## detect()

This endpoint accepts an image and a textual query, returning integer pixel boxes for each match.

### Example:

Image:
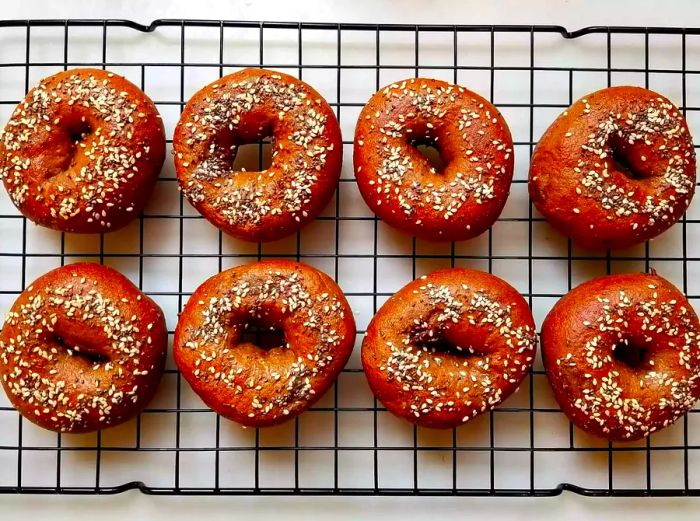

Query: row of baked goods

[0,67,698,447]
[0,68,695,249]
[0,260,698,443]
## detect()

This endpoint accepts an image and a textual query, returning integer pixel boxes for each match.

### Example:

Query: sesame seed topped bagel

[173,260,356,427]
[0,68,166,233]
[361,268,537,429]
[529,86,696,250]
[354,78,514,242]
[0,263,168,433]
[541,273,700,441]
[173,68,343,242]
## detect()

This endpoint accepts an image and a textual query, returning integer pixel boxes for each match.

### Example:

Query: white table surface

[3,0,700,518]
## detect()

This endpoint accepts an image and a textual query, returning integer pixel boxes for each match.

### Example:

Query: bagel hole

[241,320,287,350]
[55,335,109,364]
[611,147,642,180]
[412,139,447,173]
[58,118,93,173]
[68,120,92,145]
[613,340,648,369]
[231,140,273,172]
[413,332,482,358]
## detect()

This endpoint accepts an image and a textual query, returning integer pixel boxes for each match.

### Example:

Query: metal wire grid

[0,19,698,497]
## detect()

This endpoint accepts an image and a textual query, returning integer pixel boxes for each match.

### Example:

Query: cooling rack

[0,19,699,497]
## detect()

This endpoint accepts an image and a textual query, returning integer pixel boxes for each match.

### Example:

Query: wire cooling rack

[1,19,700,497]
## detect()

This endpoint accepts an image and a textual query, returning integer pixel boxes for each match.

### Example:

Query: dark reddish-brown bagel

[541,273,700,441]
[362,268,536,429]
[529,86,696,250]
[0,68,166,233]
[0,263,168,433]
[353,78,514,242]
[173,260,356,427]
[173,68,342,242]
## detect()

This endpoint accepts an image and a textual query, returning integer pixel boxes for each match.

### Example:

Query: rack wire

[0,19,699,497]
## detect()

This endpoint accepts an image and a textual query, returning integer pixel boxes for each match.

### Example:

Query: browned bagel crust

[541,273,700,441]
[173,260,356,427]
[353,78,514,242]
[0,263,168,433]
[361,268,536,429]
[173,68,343,242]
[0,68,166,233]
[529,86,696,250]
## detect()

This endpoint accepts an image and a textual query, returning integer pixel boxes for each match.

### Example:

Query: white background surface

[3,0,700,519]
